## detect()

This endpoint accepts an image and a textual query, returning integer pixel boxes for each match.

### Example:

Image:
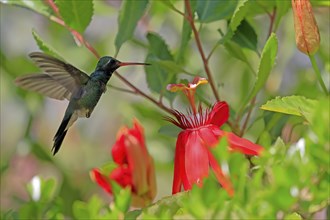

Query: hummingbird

[15,52,149,155]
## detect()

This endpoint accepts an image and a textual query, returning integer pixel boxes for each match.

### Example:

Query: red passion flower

[166,77,263,196]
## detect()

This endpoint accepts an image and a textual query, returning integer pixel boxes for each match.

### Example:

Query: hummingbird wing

[15,73,72,100]
[29,52,90,93]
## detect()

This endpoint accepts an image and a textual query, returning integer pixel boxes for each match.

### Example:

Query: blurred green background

[0,0,329,215]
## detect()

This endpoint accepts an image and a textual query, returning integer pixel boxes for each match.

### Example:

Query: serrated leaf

[232,19,258,51]
[115,0,149,54]
[243,33,278,106]
[196,0,237,23]
[145,33,176,101]
[260,96,318,123]
[229,0,250,33]
[32,30,62,59]
[56,0,93,33]
[0,0,50,17]
[147,32,172,60]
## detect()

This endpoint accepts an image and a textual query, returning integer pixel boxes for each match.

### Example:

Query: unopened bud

[292,0,320,55]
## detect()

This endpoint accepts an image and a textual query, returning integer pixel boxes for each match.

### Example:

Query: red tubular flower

[91,120,156,207]
[292,0,320,55]
[166,77,263,196]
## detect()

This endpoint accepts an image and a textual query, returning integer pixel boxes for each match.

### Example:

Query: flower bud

[292,0,320,55]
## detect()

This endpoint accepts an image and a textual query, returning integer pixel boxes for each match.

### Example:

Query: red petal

[220,130,263,155]
[172,131,188,194]
[209,101,229,127]
[198,125,220,147]
[184,130,209,189]
[208,152,234,197]
[130,119,145,149]
[110,166,133,190]
[91,169,113,194]
[112,134,127,165]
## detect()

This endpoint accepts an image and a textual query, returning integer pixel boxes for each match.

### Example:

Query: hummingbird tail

[52,130,68,155]
[53,113,72,155]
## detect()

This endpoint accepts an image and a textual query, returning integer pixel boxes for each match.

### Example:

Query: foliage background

[0,0,329,219]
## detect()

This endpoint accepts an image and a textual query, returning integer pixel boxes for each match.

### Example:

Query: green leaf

[145,32,176,101]
[196,0,237,23]
[111,181,131,213]
[32,30,62,59]
[115,0,149,54]
[73,201,90,220]
[176,2,196,63]
[229,0,250,33]
[217,0,251,45]
[141,192,187,217]
[274,0,291,31]
[147,32,173,60]
[224,41,249,64]
[243,33,278,106]
[177,15,192,63]
[56,0,93,33]
[260,96,318,123]
[232,19,258,52]
[0,0,50,17]
[284,212,302,220]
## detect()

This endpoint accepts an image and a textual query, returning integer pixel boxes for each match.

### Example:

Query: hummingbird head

[97,56,150,74]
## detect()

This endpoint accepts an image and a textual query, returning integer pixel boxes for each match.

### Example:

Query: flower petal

[146,155,157,200]
[167,83,187,92]
[184,130,209,189]
[112,132,128,165]
[90,168,112,194]
[209,101,229,127]
[189,77,208,88]
[130,119,145,149]
[198,125,220,147]
[208,151,234,197]
[110,166,133,189]
[172,131,188,194]
[125,134,149,195]
[219,130,263,155]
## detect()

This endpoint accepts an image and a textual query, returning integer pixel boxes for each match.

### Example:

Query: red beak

[118,62,150,67]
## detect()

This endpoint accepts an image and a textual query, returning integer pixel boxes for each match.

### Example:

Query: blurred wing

[15,73,72,100]
[29,52,90,92]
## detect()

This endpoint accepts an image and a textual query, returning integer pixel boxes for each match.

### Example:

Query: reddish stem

[184,0,220,101]
[114,72,174,115]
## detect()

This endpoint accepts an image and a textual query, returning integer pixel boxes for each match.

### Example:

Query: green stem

[309,54,328,95]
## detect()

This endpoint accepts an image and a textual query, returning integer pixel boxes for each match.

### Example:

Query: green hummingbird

[15,52,149,155]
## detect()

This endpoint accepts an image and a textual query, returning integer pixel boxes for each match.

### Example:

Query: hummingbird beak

[118,61,150,67]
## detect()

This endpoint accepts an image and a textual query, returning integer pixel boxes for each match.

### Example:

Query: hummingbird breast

[75,79,106,118]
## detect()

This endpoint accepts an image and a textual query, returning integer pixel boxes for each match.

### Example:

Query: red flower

[91,120,156,207]
[166,77,263,196]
